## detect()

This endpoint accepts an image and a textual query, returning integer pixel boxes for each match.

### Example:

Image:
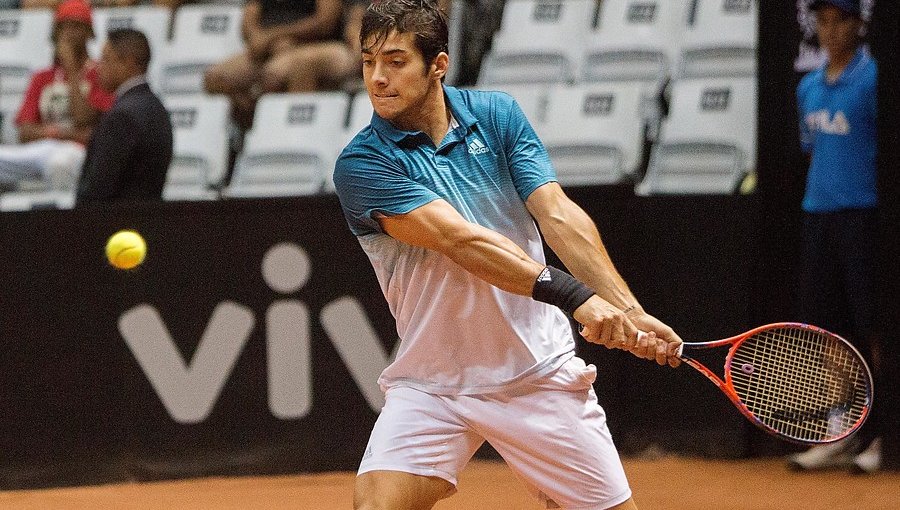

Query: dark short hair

[360,0,449,69]
[107,28,151,73]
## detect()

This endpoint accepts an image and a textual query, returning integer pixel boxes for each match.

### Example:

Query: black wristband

[532,266,595,316]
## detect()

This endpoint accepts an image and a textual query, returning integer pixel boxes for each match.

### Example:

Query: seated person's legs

[0,139,84,189]
[263,41,359,93]
[204,51,262,128]
[204,51,260,95]
[45,140,86,190]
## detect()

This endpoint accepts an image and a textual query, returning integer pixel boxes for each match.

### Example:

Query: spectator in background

[0,0,114,191]
[203,0,346,129]
[76,28,172,203]
[787,0,882,474]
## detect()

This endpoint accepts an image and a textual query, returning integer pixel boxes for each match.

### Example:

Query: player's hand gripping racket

[642,323,873,444]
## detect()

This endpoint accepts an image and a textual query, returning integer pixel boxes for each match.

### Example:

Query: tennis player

[333,1,683,508]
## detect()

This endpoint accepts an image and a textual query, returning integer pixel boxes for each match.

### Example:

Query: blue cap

[809,0,861,16]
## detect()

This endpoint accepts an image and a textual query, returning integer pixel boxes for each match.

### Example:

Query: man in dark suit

[76,28,172,204]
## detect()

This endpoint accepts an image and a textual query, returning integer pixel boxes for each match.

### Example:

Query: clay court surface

[1,457,897,509]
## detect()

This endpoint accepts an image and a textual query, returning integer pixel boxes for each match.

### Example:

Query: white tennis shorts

[358,356,632,510]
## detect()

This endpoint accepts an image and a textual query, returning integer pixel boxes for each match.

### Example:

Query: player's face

[815,6,862,59]
[362,30,444,129]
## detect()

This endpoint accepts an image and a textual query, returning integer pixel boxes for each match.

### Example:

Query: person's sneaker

[851,438,882,474]
[787,436,861,471]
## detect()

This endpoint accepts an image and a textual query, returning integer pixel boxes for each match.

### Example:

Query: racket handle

[636,330,685,358]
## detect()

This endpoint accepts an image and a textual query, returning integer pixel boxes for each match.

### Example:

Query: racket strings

[729,327,869,442]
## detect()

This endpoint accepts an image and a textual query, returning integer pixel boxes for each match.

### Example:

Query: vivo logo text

[119,242,395,424]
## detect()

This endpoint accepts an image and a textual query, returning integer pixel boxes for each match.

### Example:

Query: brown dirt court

[1,457,898,509]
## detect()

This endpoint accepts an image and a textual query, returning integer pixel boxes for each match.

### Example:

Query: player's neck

[397,81,448,145]
[826,46,858,82]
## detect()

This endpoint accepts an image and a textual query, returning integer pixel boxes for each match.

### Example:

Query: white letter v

[118,302,255,424]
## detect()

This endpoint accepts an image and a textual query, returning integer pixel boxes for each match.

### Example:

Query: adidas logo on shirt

[467,138,489,155]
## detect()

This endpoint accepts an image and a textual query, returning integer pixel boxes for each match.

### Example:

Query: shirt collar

[823,47,868,86]
[371,85,479,143]
[115,74,147,99]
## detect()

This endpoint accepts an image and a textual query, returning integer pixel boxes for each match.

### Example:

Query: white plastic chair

[582,0,691,84]
[89,6,172,91]
[638,76,757,195]
[677,0,758,78]
[226,92,349,198]
[541,83,644,186]
[0,190,74,211]
[478,0,597,85]
[158,4,243,95]
[0,9,53,97]
[163,93,231,201]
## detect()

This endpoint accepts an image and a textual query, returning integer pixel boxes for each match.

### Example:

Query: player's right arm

[380,199,542,295]
[376,198,660,358]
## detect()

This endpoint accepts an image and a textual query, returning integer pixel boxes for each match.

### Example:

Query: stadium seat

[226,92,349,198]
[638,76,757,195]
[158,4,243,95]
[478,0,597,85]
[581,0,693,143]
[163,94,231,201]
[0,9,54,97]
[0,190,74,211]
[582,0,691,85]
[541,83,644,186]
[89,6,171,90]
[677,0,758,78]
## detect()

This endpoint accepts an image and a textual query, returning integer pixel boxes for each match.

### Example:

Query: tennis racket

[643,322,873,444]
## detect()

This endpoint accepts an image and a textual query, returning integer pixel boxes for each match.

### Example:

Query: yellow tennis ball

[105,230,146,270]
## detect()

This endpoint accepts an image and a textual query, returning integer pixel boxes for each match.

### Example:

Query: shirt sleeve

[866,63,877,123]
[500,95,557,201]
[333,147,441,236]
[796,79,814,155]
[15,73,45,126]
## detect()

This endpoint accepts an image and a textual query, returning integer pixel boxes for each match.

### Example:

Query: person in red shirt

[0,0,114,191]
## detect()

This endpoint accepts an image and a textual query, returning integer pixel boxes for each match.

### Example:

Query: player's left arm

[525,181,682,360]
